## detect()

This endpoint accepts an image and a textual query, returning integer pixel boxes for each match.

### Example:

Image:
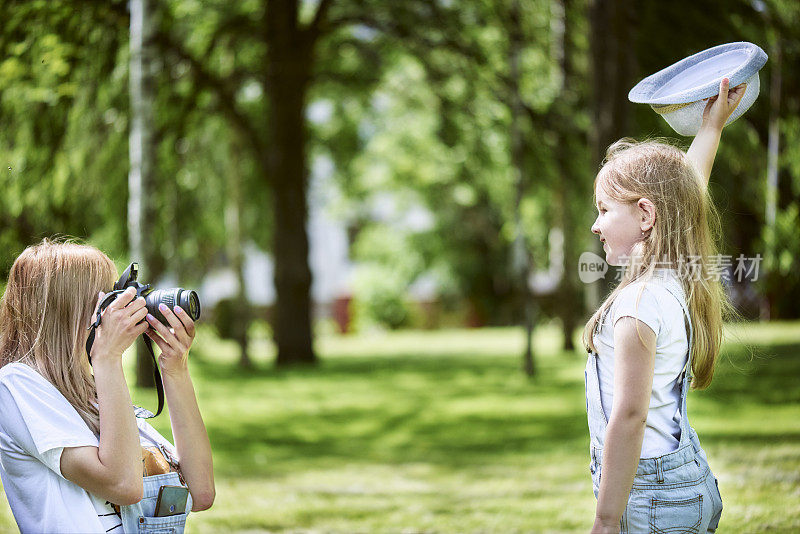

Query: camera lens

[179,290,201,321]
[145,288,201,324]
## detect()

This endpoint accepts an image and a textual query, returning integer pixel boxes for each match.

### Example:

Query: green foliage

[0,1,130,270]
[352,264,410,330]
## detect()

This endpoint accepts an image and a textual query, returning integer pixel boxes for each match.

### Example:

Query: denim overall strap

[136,418,181,469]
[585,307,610,482]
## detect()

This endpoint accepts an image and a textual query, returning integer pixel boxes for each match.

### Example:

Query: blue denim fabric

[586,278,723,533]
[120,471,191,534]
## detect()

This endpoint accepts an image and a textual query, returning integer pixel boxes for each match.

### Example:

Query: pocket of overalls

[649,494,702,533]
[121,473,191,534]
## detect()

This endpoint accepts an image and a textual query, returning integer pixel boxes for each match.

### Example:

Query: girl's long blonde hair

[0,239,118,434]
[582,139,734,389]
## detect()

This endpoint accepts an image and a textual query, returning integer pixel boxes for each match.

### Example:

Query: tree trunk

[264,0,316,365]
[763,36,781,320]
[129,0,157,387]
[552,0,581,353]
[508,0,536,376]
[227,137,252,368]
[587,0,636,310]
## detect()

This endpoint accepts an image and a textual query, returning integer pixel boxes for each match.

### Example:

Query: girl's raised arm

[686,78,747,186]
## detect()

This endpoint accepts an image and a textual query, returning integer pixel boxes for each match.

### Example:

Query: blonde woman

[585,79,745,533]
[0,240,214,533]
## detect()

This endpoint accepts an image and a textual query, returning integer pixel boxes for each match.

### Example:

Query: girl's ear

[637,198,656,232]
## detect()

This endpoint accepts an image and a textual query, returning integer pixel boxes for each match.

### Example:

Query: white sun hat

[628,42,768,136]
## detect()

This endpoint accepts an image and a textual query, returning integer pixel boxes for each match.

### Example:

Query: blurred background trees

[1,0,799,376]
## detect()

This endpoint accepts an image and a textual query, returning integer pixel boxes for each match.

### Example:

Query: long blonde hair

[0,239,118,434]
[582,139,734,389]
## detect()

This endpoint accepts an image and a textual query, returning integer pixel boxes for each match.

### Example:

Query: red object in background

[466,300,486,328]
[332,295,352,334]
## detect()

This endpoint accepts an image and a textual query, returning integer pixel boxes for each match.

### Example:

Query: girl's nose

[591,219,600,235]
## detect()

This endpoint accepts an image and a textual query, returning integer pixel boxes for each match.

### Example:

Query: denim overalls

[585,279,723,533]
[119,420,192,533]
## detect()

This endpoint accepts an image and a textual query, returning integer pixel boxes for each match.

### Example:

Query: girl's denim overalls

[119,419,192,533]
[585,279,723,533]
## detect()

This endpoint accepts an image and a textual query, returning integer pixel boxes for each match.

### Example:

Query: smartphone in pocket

[154,485,189,517]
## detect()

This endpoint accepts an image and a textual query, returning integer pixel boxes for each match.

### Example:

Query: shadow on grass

[207,410,589,479]
[190,345,582,392]
[188,333,800,482]
[187,347,590,478]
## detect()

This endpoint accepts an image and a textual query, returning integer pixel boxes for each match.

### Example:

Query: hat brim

[656,72,760,136]
[628,42,768,105]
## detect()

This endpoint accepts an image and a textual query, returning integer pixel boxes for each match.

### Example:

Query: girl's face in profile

[591,185,644,266]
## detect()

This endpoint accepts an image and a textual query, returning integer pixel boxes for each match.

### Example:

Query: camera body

[113,262,201,325]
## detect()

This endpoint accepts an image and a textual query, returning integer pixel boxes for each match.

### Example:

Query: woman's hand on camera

[91,287,149,362]
[145,304,196,376]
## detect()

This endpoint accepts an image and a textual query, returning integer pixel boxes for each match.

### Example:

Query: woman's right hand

[90,287,150,362]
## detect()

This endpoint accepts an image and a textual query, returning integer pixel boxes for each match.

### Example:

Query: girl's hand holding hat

[687,77,748,184]
[701,77,747,132]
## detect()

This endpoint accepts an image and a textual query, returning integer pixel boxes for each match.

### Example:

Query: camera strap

[141,334,165,418]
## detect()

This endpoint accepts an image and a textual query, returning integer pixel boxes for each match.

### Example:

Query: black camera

[85,262,200,418]
[112,262,201,325]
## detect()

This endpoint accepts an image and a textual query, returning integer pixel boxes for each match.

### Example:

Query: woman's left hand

[145,304,196,376]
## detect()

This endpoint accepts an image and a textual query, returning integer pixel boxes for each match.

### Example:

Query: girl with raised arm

[585,79,745,533]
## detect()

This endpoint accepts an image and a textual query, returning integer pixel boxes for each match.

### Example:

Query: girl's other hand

[701,77,746,131]
[90,287,149,362]
[145,304,196,377]
[590,518,619,534]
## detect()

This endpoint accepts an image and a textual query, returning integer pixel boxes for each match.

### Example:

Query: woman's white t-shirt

[0,362,177,534]
[593,269,690,458]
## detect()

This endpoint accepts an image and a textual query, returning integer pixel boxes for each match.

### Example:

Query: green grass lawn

[1,321,799,533]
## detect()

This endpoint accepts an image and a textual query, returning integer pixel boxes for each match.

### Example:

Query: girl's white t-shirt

[593,269,690,458]
[0,362,177,534]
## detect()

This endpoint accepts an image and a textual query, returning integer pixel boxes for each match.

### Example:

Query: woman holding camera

[0,240,214,533]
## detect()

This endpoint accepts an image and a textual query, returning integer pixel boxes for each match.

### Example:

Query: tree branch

[306,0,334,39]
[150,25,264,158]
